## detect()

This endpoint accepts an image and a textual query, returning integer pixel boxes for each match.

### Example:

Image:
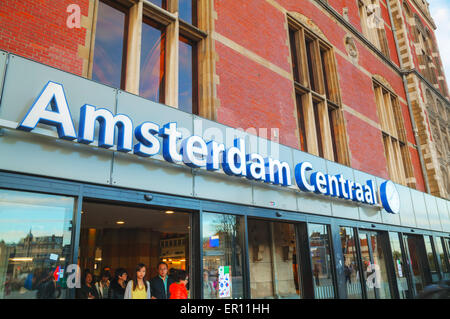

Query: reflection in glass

[359,231,391,299]
[308,224,335,299]
[389,232,409,299]
[92,1,127,89]
[435,238,449,280]
[339,227,363,298]
[148,0,167,9]
[202,213,245,299]
[289,29,299,83]
[179,36,196,114]
[424,236,439,283]
[446,239,450,279]
[0,190,74,299]
[248,220,300,299]
[313,101,324,158]
[140,19,166,103]
[404,235,425,295]
[320,48,330,99]
[359,232,374,299]
[179,0,196,25]
[295,94,307,151]
[369,233,391,299]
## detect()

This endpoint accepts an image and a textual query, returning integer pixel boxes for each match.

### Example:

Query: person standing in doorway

[124,264,151,299]
[76,269,99,299]
[169,270,189,299]
[95,269,111,299]
[202,270,216,299]
[150,262,174,299]
[108,268,128,299]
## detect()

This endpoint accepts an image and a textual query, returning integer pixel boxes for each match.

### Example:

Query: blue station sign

[16,81,400,214]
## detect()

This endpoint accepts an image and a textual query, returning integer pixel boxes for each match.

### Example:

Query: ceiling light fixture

[116,221,125,225]
[165,210,175,214]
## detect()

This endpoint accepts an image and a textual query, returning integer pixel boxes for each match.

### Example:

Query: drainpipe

[386,0,431,194]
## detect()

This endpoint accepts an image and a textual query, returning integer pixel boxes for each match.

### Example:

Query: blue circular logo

[379,181,400,214]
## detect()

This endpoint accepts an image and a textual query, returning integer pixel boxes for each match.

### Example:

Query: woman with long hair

[124,263,151,299]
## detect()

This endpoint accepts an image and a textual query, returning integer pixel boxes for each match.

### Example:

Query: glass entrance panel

[370,233,391,299]
[201,213,245,299]
[339,227,363,299]
[435,237,449,280]
[0,189,74,299]
[247,219,300,299]
[445,239,450,279]
[388,232,410,299]
[424,236,439,283]
[359,232,375,299]
[308,224,335,299]
[403,235,426,295]
[359,230,391,299]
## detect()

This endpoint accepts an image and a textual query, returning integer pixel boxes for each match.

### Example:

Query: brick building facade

[0,0,449,300]
[0,0,448,199]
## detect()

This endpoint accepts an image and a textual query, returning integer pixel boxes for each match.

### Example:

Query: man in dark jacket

[36,269,60,299]
[150,262,174,299]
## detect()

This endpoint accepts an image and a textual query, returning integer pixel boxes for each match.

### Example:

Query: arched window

[358,0,390,57]
[413,15,437,84]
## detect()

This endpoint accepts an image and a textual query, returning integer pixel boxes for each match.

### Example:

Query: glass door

[339,227,364,298]
[78,201,192,299]
[358,230,392,299]
[247,219,300,299]
[402,234,430,296]
[424,236,440,283]
[435,237,450,280]
[201,212,246,299]
[388,232,412,299]
[308,224,336,299]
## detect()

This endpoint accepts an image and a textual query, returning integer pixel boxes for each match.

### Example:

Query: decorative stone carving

[343,7,349,22]
[289,12,329,42]
[345,35,358,62]
[373,74,394,92]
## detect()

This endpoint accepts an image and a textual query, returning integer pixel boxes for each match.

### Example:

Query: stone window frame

[288,15,350,165]
[357,0,390,58]
[373,80,415,187]
[412,13,439,87]
[88,0,209,115]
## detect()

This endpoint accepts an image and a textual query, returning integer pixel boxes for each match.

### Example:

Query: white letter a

[17,81,77,140]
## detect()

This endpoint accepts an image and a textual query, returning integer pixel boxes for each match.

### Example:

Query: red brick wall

[215,42,299,149]
[344,112,388,178]
[214,0,291,73]
[0,0,89,76]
